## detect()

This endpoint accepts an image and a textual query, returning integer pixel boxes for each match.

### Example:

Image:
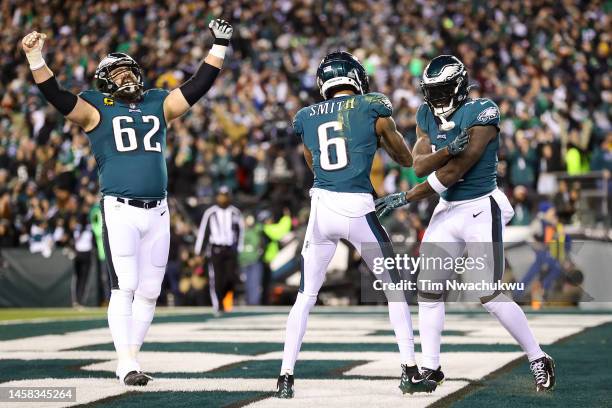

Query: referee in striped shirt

[195,186,244,313]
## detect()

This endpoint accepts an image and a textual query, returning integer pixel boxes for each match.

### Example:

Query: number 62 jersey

[293,92,392,195]
[79,88,169,200]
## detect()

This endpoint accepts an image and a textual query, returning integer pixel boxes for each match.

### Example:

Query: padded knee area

[132,294,156,324]
[135,274,164,299]
[108,289,134,316]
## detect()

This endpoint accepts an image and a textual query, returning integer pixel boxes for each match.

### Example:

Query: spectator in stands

[240,214,264,305]
[553,180,577,224]
[260,209,292,305]
[591,133,612,173]
[510,185,532,226]
[507,133,538,189]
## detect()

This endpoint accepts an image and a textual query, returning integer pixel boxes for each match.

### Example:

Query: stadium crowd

[0,0,610,305]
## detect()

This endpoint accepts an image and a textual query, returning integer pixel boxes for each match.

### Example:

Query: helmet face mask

[95,53,144,102]
[316,51,369,100]
[420,55,469,119]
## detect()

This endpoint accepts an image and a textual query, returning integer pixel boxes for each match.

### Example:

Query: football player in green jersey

[376,55,555,393]
[22,18,233,386]
[275,52,436,398]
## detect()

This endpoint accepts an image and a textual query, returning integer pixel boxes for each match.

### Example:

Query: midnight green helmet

[316,51,369,99]
[95,52,144,101]
[420,55,469,118]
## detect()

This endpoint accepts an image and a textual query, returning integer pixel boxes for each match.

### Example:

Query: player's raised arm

[163,19,233,123]
[375,116,413,167]
[22,32,100,132]
[412,125,468,177]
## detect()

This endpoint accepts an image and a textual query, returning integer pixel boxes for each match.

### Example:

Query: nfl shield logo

[130,103,136,109]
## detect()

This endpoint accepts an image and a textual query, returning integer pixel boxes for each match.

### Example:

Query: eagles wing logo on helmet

[95,53,144,101]
[316,51,369,100]
[420,55,469,119]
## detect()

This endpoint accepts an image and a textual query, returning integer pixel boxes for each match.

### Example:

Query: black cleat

[399,364,439,394]
[274,373,294,399]
[530,354,555,392]
[123,371,153,386]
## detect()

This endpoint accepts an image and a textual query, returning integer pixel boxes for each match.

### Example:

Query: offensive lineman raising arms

[21,19,233,386]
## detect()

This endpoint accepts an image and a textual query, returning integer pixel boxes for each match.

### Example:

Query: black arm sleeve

[179,62,221,106]
[36,76,78,116]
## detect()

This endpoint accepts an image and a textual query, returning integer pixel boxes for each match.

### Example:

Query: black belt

[117,198,161,209]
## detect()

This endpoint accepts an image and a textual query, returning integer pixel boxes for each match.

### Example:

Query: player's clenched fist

[22,31,46,52]
[22,31,47,70]
[208,19,233,45]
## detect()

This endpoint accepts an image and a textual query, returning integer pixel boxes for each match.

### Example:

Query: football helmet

[420,55,469,118]
[316,51,369,99]
[95,53,144,101]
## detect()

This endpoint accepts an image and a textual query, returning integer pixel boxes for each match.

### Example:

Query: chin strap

[437,114,456,131]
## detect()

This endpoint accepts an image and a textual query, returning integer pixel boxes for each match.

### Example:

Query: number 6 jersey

[293,92,392,195]
[79,89,169,200]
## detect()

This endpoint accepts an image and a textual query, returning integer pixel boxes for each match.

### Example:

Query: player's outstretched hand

[22,31,46,53]
[208,19,233,45]
[447,128,469,156]
[375,192,409,218]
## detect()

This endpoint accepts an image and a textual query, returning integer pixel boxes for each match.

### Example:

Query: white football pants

[102,196,170,380]
[280,191,416,374]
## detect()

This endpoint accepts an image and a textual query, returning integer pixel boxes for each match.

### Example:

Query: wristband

[26,51,45,71]
[209,44,227,59]
[427,172,448,194]
[214,37,230,46]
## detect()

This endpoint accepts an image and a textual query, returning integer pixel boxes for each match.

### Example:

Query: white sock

[131,294,157,354]
[108,289,134,351]
[418,301,445,369]
[108,289,139,379]
[280,292,317,375]
[387,302,416,366]
[482,294,545,362]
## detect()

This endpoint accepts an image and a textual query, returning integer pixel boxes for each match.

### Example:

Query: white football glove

[208,19,233,45]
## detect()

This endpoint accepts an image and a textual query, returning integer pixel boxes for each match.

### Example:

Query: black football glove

[446,129,470,156]
[375,192,409,218]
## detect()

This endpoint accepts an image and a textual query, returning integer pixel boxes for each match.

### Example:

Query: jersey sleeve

[416,103,431,131]
[292,108,305,140]
[146,88,170,110]
[466,99,500,129]
[368,92,393,118]
[77,89,104,106]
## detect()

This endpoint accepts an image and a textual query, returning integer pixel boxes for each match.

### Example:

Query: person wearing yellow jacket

[260,209,292,305]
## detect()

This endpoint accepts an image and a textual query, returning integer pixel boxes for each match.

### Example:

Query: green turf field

[0,307,610,407]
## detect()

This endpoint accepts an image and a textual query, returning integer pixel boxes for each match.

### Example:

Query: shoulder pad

[144,88,170,100]
[416,103,432,130]
[367,92,393,117]
[293,107,309,137]
[466,98,500,128]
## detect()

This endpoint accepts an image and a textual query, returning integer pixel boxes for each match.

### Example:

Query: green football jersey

[417,98,500,201]
[293,92,392,194]
[79,89,169,200]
